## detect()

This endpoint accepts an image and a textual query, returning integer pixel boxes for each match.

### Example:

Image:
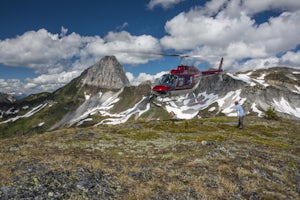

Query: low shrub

[264,107,280,120]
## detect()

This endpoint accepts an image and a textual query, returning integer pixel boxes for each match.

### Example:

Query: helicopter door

[177,77,184,87]
[185,76,192,86]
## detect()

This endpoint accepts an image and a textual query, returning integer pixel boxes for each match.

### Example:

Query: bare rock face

[0,93,16,104]
[80,56,130,89]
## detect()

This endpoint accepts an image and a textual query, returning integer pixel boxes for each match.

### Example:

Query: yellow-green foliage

[264,107,280,120]
[176,134,227,142]
[248,137,291,149]
[117,129,160,140]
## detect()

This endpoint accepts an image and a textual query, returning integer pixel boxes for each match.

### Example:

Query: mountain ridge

[0,56,299,136]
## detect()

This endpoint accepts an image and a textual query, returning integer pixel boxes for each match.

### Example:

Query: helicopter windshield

[158,74,178,88]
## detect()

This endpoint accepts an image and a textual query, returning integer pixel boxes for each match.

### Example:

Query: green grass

[0,116,299,199]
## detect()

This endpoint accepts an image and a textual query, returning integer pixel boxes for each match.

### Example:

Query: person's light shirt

[235,104,245,116]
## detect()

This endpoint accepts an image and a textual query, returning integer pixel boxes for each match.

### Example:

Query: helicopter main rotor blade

[155,53,190,58]
[122,50,187,58]
[108,49,208,60]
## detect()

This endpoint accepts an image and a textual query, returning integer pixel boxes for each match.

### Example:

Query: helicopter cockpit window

[159,74,177,88]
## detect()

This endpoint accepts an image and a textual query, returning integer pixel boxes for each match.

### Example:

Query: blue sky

[1,0,300,95]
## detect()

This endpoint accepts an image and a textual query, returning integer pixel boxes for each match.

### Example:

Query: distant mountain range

[0,56,299,137]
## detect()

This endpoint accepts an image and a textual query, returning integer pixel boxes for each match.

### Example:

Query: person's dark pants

[237,116,244,129]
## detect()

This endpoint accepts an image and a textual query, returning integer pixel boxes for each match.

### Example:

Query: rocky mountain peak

[0,92,16,104]
[80,56,130,89]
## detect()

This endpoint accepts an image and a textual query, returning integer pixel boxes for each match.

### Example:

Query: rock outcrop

[80,56,130,89]
[0,93,16,104]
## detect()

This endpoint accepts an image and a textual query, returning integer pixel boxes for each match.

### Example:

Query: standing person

[235,101,245,129]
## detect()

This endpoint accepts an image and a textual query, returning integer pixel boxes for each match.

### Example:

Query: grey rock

[249,192,260,200]
[0,167,122,199]
[80,56,130,89]
[0,93,16,104]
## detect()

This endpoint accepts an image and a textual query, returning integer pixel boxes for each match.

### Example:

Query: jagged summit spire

[81,56,130,89]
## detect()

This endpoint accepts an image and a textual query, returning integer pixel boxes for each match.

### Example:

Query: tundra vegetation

[0,116,299,199]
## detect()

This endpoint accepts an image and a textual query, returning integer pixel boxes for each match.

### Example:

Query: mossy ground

[0,116,299,199]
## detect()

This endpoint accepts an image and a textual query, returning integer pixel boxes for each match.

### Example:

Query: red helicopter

[152,57,224,96]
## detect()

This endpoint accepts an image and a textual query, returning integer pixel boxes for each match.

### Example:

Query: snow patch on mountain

[22,106,29,110]
[64,87,151,126]
[227,72,270,88]
[273,97,300,118]
[208,107,216,112]
[216,89,246,117]
[77,118,93,126]
[84,92,91,100]
[95,97,150,125]
[68,89,123,126]
[152,88,252,119]
[227,73,256,86]
[254,74,269,87]
[4,108,19,115]
[251,103,263,117]
[155,92,218,119]
[0,103,48,124]
[292,85,300,94]
[38,122,45,127]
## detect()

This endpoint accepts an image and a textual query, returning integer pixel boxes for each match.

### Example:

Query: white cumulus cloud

[87,31,161,65]
[0,29,161,72]
[0,28,163,95]
[160,0,300,71]
[281,51,300,66]
[147,0,185,10]
[0,28,84,74]
[0,79,23,96]
[200,0,300,17]
[126,71,167,86]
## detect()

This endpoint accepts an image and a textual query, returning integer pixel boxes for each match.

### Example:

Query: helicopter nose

[152,85,170,92]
